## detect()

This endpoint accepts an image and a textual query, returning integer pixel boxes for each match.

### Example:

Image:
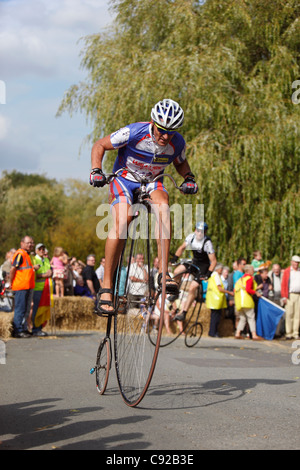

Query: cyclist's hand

[170,254,179,264]
[89,168,106,187]
[202,271,212,280]
[180,176,198,194]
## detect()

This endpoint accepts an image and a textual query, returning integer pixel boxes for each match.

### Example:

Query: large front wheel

[113,202,166,407]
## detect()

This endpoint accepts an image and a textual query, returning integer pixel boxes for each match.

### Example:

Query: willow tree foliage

[57,0,300,265]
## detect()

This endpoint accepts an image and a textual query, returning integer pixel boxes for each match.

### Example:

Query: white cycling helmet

[151,99,184,131]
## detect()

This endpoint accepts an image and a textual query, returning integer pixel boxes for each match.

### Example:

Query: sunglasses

[154,123,176,135]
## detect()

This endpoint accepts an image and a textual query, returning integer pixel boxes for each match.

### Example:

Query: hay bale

[218,310,235,337]
[0,312,13,340]
[198,304,211,336]
[0,297,234,339]
[45,296,107,332]
[0,297,109,338]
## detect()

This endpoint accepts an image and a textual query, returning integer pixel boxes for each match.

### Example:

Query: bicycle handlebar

[105,168,182,191]
[154,173,182,191]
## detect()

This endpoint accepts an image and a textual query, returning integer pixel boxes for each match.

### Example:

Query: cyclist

[171,221,217,321]
[90,98,198,314]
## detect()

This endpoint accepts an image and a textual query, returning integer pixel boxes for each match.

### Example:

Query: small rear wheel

[184,322,203,348]
[95,337,110,395]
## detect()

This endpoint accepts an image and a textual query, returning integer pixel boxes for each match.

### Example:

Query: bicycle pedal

[94,308,114,318]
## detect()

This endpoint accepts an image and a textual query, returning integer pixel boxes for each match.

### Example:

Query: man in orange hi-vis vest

[9,235,36,338]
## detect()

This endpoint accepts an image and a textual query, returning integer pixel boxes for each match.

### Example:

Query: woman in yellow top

[234,264,262,340]
[206,263,234,337]
[31,243,52,336]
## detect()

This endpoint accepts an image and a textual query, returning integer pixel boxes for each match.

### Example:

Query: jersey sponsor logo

[126,157,167,177]
[153,156,168,162]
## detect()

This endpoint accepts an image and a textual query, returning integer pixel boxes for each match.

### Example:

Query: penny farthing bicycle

[148,259,205,348]
[90,168,181,407]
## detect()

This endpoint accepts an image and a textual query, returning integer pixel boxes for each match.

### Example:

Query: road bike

[90,168,181,407]
[148,259,204,348]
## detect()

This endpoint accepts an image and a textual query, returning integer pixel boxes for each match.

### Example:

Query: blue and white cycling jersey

[110,122,186,181]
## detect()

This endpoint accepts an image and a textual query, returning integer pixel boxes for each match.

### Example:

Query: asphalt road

[0,332,299,451]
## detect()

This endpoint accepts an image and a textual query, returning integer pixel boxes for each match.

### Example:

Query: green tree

[0,184,65,254]
[57,0,300,266]
[1,170,57,188]
[0,173,106,264]
[49,179,107,261]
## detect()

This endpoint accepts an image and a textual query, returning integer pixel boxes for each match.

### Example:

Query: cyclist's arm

[173,159,194,179]
[91,135,114,170]
[207,253,217,275]
[174,241,187,258]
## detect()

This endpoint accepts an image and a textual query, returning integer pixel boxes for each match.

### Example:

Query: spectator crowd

[0,236,299,341]
[0,236,106,337]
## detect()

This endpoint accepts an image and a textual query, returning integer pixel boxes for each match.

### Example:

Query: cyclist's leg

[99,180,135,311]
[148,187,170,269]
[173,263,186,277]
[174,279,199,321]
[148,186,177,291]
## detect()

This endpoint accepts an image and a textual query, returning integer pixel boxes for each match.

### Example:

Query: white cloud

[0,0,114,180]
[0,0,113,79]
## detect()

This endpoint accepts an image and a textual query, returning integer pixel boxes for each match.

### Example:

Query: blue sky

[0,0,114,181]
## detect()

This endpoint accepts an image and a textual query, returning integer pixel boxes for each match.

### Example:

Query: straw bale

[0,297,234,339]
[0,312,13,340]
[218,310,235,337]
[45,296,108,332]
[198,304,211,336]
[46,297,234,337]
